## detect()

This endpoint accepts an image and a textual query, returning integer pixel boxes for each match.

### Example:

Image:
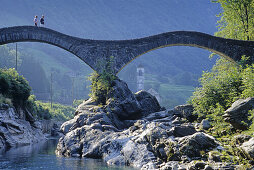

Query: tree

[213,0,254,40]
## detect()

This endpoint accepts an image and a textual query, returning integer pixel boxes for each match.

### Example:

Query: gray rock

[204,165,214,170]
[179,132,219,158]
[106,79,142,120]
[200,119,211,130]
[159,161,179,170]
[194,161,206,169]
[0,114,45,150]
[234,134,252,145]
[241,137,254,159]
[51,123,59,137]
[172,125,197,137]
[223,97,254,130]
[174,104,197,122]
[60,118,75,134]
[0,104,46,150]
[208,151,222,162]
[135,90,161,117]
[55,79,229,170]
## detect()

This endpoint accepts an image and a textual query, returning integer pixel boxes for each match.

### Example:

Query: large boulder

[135,90,161,117]
[174,104,197,122]
[223,97,254,130]
[106,79,142,120]
[0,105,45,150]
[172,124,197,137]
[178,132,219,158]
[241,137,254,159]
[200,119,211,130]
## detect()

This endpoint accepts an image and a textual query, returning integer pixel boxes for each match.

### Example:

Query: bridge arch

[118,43,233,73]
[0,26,253,74]
[0,26,98,71]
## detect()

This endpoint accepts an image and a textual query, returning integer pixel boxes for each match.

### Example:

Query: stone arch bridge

[0,26,254,74]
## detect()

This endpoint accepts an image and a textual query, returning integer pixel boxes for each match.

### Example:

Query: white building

[137,64,145,92]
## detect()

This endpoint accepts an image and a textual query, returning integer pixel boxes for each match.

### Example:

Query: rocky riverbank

[56,79,252,169]
[0,104,62,151]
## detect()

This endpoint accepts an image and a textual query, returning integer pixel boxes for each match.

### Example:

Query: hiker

[34,15,38,26]
[40,15,45,27]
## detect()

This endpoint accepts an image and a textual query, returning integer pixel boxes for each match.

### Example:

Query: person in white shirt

[34,16,38,26]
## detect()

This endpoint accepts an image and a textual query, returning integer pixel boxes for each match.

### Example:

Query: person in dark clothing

[40,15,45,27]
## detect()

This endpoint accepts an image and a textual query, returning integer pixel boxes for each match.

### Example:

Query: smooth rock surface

[200,119,211,130]
[241,137,254,159]
[0,105,45,150]
[223,97,254,130]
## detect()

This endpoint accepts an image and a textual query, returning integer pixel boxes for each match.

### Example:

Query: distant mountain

[0,0,222,107]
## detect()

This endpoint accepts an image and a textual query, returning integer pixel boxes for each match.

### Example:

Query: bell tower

[137,64,145,92]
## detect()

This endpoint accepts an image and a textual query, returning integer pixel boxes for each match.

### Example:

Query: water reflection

[0,139,135,170]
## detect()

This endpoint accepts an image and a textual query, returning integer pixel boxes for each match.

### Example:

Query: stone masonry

[0,26,254,74]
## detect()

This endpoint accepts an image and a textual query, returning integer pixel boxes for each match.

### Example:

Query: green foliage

[0,68,31,105]
[26,95,74,121]
[190,57,254,137]
[88,72,116,104]
[0,94,12,106]
[190,58,245,117]
[72,99,84,108]
[26,95,52,120]
[213,0,254,40]
[36,102,74,121]
[88,56,116,104]
[241,65,254,98]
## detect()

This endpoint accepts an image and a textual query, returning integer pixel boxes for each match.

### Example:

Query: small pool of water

[0,139,135,170]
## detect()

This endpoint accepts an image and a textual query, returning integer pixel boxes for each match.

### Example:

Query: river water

[0,139,136,170]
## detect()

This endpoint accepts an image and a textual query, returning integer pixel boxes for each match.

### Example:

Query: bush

[26,95,74,121]
[26,95,52,120]
[0,94,12,106]
[88,56,116,104]
[0,68,31,105]
[88,71,116,104]
[190,58,254,119]
[36,102,75,121]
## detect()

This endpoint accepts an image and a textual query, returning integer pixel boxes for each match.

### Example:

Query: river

[0,139,136,170]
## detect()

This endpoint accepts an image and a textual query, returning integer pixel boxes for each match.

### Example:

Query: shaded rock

[51,123,59,137]
[159,161,180,170]
[0,117,45,149]
[60,118,75,134]
[200,119,211,130]
[204,165,214,170]
[234,134,252,145]
[241,137,254,159]
[0,105,45,150]
[179,132,219,158]
[208,151,222,162]
[188,161,206,169]
[106,79,142,120]
[135,90,161,117]
[174,104,197,122]
[74,98,97,116]
[172,125,196,137]
[223,97,254,130]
